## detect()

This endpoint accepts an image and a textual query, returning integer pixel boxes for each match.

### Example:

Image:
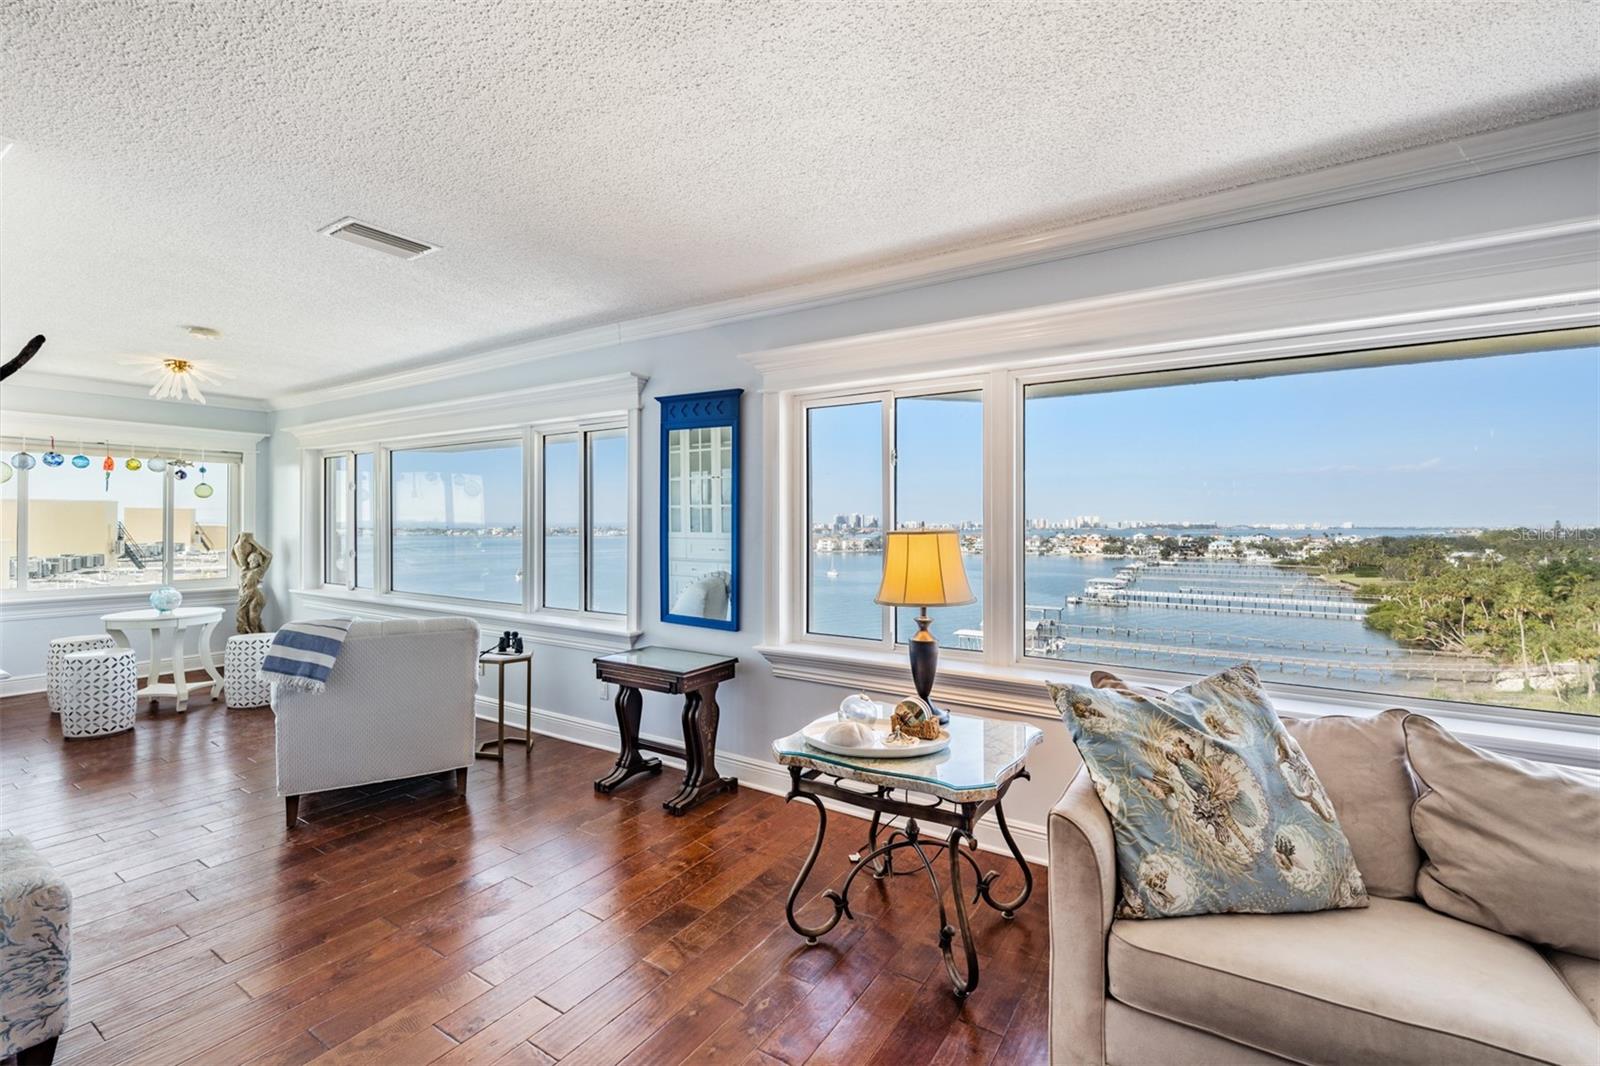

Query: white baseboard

[475,697,1049,866]
[1,652,217,699]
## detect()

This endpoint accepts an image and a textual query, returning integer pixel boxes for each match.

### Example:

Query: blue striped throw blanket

[261,618,354,694]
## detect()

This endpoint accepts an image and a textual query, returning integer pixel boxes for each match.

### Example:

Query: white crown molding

[282,372,648,449]
[740,219,1600,391]
[264,109,1600,413]
[0,410,270,454]
[8,370,273,411]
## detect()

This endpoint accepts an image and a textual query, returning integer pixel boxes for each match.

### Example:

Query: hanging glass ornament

[102,453,115,490]
[126,456,143,471]
[174,467,188,480]
[146,456,167,472]
[0,460,12,484]
[71,453,90,469]
[11,437,36,470]
[42,437,64,467]
[194,464,214,499]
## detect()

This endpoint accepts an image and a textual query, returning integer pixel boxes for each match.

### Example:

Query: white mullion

[523,427,536,615]
[580,431,594,614]
[345,451,357,591]
[983,368,1019,668]
[14,464,29,592]
[162,463,175,585]
[880,392,895,651]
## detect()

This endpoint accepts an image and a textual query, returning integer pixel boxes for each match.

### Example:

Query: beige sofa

[1048,709,1600,1065]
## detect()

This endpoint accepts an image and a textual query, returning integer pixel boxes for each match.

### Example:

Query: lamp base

[907,612,949,725]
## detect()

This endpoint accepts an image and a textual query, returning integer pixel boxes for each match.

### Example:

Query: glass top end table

[772,711,1042,999]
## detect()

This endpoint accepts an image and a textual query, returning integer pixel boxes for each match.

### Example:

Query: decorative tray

[801,713,950,758]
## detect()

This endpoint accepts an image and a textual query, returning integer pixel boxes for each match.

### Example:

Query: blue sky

[810,346,1599,529]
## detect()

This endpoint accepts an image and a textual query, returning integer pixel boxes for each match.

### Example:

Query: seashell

[821,720,874,748]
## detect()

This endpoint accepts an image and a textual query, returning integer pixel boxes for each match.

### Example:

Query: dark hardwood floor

[0,679,1050,1064]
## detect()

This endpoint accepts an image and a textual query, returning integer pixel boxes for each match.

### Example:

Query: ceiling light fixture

[122,355,229,404]
[184,325,222,339]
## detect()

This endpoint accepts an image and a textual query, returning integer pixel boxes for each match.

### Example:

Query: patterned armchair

[0,836,70,1064]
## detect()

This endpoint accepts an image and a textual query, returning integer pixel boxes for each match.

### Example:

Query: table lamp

[874,528,976,724]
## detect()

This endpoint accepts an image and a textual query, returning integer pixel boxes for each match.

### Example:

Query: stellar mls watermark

[1510,525,1599,542]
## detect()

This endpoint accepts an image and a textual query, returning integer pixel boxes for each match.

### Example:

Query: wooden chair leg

[455,767,469,795]
[19,1033,60,1065]
[284,795,300,829]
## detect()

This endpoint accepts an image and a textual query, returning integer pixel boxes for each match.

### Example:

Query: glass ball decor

[125,457,143,471]
[146,457,167,472]
[42,449,64,467]
[174,468,188,480]
[837,692,879,723]
[194,481,214,499]
[11,450,36,470]
[149,586,183,613]
[71,454,90,469]
[0,461,11,484]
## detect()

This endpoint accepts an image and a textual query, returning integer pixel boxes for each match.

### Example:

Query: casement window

[788,331,1600,721]
[802,387,985,649]
[2,444,240,592]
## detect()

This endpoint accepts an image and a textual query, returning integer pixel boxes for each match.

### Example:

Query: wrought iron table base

[783,765,1033,999]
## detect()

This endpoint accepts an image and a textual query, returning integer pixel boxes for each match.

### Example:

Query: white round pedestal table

[100,606,226,712]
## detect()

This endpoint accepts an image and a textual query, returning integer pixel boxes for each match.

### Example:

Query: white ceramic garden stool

[60,648,138,739]
[45,634,117,715]
[225,632,276,709]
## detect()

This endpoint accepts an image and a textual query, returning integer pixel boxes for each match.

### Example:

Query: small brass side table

[477,651,533,761]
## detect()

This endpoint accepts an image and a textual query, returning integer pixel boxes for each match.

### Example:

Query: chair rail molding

[265,110,1600,413]
[739,218,1600,391]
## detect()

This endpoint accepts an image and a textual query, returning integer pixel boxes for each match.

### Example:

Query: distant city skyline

[810,346,1599,530]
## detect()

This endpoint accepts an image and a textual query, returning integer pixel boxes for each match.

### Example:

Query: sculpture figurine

[233,532,273,634]
[889,697,944,742]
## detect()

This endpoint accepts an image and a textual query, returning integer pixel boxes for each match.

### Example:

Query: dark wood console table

[593,646,738,815]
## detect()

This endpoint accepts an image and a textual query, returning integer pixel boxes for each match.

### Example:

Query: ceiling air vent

[319,217,438,260]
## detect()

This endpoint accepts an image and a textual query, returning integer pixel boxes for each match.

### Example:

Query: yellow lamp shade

[874,529,975,608]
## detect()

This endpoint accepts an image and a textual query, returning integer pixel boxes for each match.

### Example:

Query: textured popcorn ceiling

[1,1,1596,400]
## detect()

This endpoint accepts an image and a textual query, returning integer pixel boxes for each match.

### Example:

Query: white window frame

[290,373,646,648]
[1,440,246,599]
[799,377,989,654]
[779,337,1600,732]
[754,217,1600,761]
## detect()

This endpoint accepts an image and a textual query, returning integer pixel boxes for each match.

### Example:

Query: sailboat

[826,561,839,579]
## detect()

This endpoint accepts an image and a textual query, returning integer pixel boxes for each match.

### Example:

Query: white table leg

[197,618,224,700]
[164,624,189,712]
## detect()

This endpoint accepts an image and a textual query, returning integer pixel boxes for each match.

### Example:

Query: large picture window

[314,419,634,622]
[791,332,1599,722]
[391,441,524,605]
[2,446,239,591]
[1022,343,1600,716]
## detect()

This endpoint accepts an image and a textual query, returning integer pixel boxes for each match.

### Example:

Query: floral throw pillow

[1048,664,1367,919]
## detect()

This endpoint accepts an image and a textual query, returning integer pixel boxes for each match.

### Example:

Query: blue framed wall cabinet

[659,389,742,631]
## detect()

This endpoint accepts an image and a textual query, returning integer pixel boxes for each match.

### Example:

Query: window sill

[291,588,641,653]
[757,641,1600,770]
[0,585,236,622]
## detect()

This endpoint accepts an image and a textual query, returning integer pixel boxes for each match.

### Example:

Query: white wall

[0,378,273,688]
[263,150,1600,857]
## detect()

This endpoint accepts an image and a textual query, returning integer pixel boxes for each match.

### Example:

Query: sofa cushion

[1109,896,1600,1065]
[1405,714,1600,958]
[1283,709,1421,900]
[1547,951,1600,1026]
[1049,664,1367,919]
